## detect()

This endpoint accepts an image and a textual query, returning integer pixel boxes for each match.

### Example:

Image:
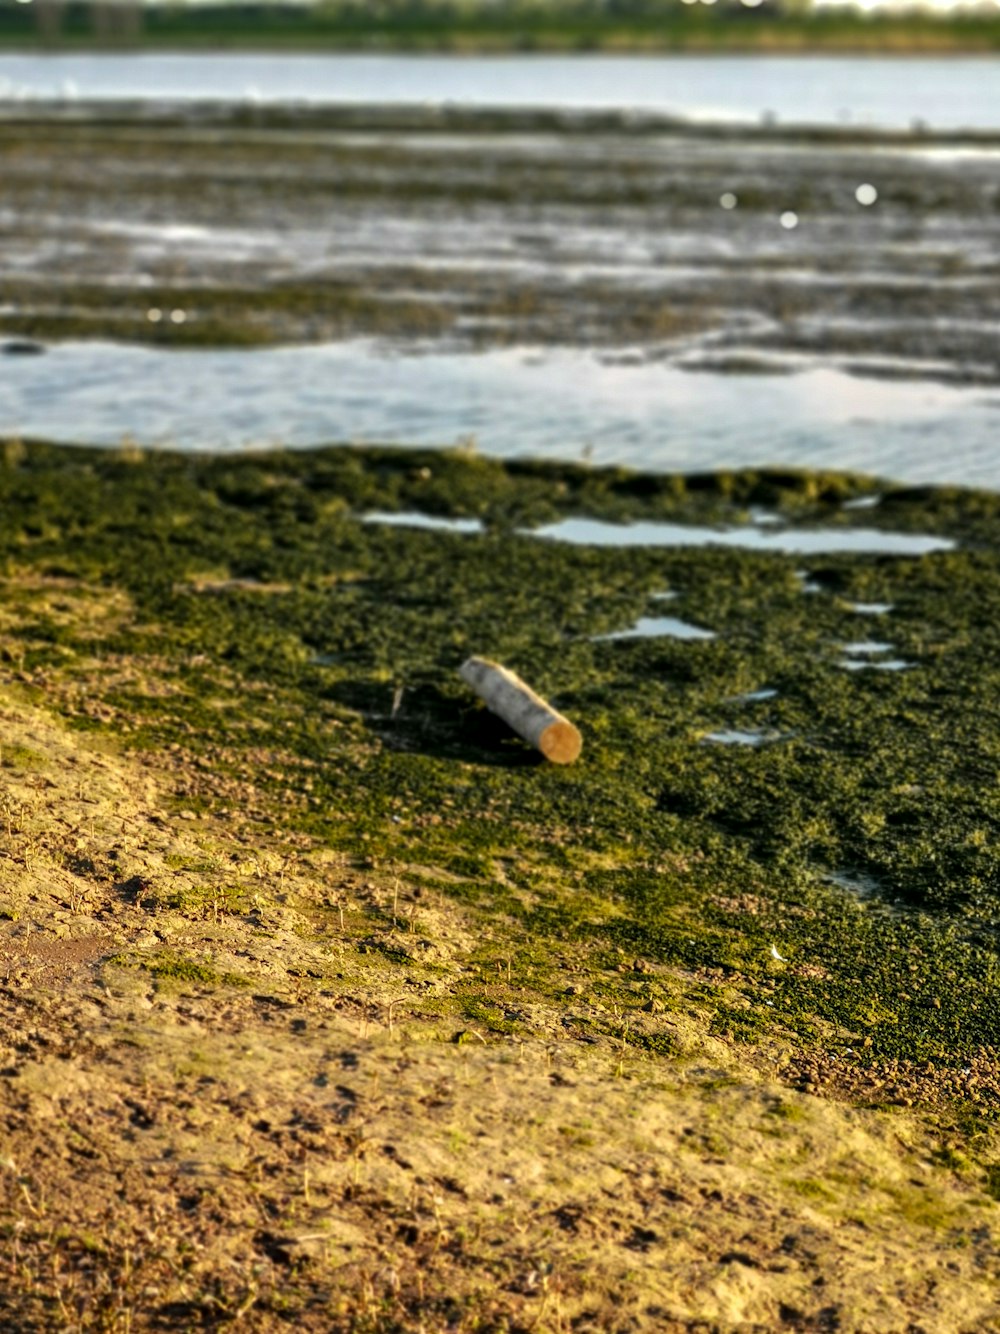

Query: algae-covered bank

[2,440,1000,1330]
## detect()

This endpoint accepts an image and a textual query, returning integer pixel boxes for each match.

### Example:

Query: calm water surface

[2,340,998,489]
[0,52,998,130]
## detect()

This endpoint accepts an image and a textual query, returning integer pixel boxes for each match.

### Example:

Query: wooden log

[459,657,582,764]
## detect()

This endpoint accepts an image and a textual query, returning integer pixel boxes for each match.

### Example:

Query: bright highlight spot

[170,309,187,325]
[719,192,738,210]
[146,308,162,323]
[740,0,765,7]
[855,182,878,206]
[779,211,799,230]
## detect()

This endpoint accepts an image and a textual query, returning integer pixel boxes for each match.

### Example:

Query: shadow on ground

[326,679,545,766]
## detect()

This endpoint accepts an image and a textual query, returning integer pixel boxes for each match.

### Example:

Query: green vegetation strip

[1,1,999,53]
[4,439,1000,1099]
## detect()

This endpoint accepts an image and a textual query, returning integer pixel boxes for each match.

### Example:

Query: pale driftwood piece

[459,657,582,764]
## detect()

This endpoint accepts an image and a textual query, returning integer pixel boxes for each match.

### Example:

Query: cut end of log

[538,720,583,766]
[459,656,583,764]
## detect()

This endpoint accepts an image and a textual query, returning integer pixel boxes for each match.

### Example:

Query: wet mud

[1,104,998,385]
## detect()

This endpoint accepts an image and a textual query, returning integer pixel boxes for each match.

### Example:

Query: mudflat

[1,103,998,387]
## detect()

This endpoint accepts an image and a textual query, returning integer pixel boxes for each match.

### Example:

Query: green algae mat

[2,439,1000,1330]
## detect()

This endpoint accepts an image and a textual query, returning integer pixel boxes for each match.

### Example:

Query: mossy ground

[1,440,1000,1328]
[7,440,1000,1080]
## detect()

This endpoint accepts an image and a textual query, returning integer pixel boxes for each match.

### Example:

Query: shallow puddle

[842,640,895,655]
[593,614,715,642]
[362,509,954,556]
[842,658,914,671]
[703,728,786,746]
[362,511,484,535]
[528,517,954,556]
[839,639,913,670]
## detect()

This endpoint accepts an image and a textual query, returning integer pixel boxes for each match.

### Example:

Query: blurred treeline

[0,0,997,52]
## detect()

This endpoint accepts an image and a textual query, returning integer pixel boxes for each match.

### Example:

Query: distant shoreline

[3,42,1000,57]
[0,11,998,57]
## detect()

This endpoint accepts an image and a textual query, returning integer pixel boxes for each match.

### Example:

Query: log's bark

[459,657,582,764]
